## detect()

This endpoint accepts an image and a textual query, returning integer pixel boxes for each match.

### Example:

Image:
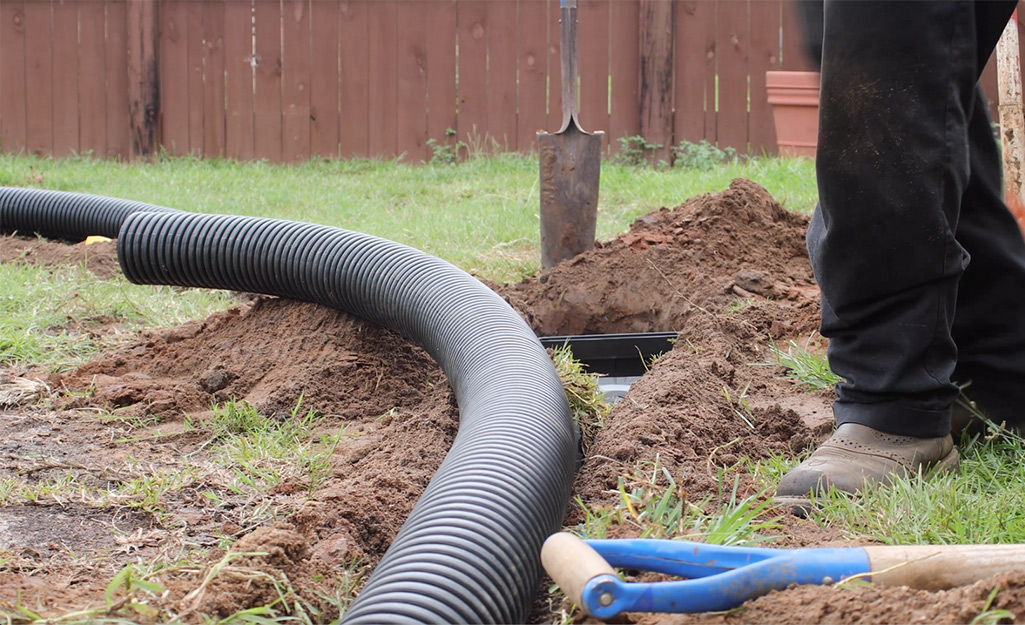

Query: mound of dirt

[4,178,1023,624]
[0,234,120,279]
[499,178,819,336]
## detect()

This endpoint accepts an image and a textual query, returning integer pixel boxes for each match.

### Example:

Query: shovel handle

[558,0,579,129]
[866,544,1025,590]
[541,533,618,608]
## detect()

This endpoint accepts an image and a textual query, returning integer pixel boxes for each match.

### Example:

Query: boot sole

[773,446,961,517]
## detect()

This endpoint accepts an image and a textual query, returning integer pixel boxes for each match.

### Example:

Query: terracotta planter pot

[766,70,820,158]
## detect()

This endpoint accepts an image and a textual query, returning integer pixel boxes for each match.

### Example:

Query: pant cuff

[833,401,950,438]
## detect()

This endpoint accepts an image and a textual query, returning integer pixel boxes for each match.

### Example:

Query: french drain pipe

[0,186,578,624]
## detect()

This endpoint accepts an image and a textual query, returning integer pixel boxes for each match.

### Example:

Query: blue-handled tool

[541,533,1025,619]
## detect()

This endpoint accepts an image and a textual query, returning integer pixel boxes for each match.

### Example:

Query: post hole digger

[542,532,1025,619]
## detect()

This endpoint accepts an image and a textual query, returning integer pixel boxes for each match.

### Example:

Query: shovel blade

[538,124,604,270]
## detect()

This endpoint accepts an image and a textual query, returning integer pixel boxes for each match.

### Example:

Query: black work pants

[809,0,1025,437]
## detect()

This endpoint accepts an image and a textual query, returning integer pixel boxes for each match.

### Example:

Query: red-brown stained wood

[485,0,516,152]
[127,0,159,159]
[367,0,397,158]
[282,0,311,162]
[78,1,107,156]
[456,0,487,153]
[608,0,639,154]
[1,1,28,155]
[674,0,713,146]
[159,0,188,156]
[24,0,53,156]
[749,0,781,155]
[106,0,130,158]
[253,0,283,162]
[577,0,609,141]
[309,1,340,158]
[516,0,548,153]
[638,0,672,162]
[339,0,369,158]
[395,1,428,162]
[51,1,79,157]
[716,0,749,153]
[224,0,254,161]
[187,1,206,155]
[425,0,457,157]
[202,1,226,158]
[780,0,814,71]
[982,55,999,122]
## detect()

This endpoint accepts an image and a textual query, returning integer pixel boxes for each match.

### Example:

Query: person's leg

[776,0,1017,507]
[951,92,1025,434]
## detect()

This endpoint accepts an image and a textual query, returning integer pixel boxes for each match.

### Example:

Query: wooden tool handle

[541,532,618,607]
[865,544,1025,590]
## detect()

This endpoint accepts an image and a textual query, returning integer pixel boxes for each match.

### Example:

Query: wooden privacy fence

[0,0,1015,163]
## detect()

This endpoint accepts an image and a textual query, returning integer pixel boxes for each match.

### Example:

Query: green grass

[0,261,236,369]
[0,152,818,284]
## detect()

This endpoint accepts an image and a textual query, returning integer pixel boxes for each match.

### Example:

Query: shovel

[538,0,604,270]
[542,532,1025,618]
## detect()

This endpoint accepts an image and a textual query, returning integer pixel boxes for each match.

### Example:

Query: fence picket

[396,0,429,162]
[282,0,312,162]
[79,1,107,157]
[203,1,227,158]
[253,0,283,162]
[24,0,53,156]
[52,0,79,158]
[310,1,340,158]
[1,1,28,155]
[339,0,369,158]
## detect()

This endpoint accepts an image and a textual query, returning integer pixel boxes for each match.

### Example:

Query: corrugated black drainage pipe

[0,186,177,241]
[117,211,578,624]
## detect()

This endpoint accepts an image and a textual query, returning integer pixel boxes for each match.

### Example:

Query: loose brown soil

[1,178,1021,624]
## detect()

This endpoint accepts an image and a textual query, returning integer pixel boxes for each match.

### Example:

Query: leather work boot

[774,423,959,515]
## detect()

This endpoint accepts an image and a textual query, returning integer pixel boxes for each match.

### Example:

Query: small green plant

[613,135,666,167]
[672,139,737,171]
[104,563,166,617]
[764,336,843,391]
[211,398,273,438]
[426,128,468,165]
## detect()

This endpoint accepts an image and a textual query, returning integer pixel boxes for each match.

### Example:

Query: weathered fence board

[203,1,226,157]
[79,1,108,156]
[253,0,283,162]
[160,0,189,155]
[282,0,311,162]
[52,1,78,158]
[23,0,53,156]
[1,2,27,155]
[224,0,252,161]
[0,0,1017,163]
[608,0,639,149]
[426,1,457,155]
[309,1,340,158]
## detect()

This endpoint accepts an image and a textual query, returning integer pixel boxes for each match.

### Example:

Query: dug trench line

[0,187,578,624]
